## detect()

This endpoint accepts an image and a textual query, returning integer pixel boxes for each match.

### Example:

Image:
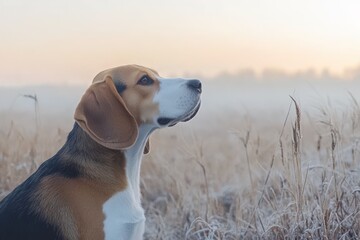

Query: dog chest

[102,187,145,240]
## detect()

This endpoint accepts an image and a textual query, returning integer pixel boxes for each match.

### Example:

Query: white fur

[102,187,145,240]
[153,77,201,125]
[103,125,154,240]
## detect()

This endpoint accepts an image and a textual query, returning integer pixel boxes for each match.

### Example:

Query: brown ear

[144,139,150,154]
[74,76,138,150]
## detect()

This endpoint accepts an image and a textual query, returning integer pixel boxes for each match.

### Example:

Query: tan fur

[93,65,160,125]
[74,77,138,150]
[34,152,127,240]
[75,65,160,151]
[32,177,78,240]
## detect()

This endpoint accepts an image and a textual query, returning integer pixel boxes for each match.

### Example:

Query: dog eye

[137,76,154,86]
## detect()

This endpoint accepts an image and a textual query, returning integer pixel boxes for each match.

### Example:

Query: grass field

[1,84,360,239]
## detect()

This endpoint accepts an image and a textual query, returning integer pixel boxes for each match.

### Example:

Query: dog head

[74,65,201,151]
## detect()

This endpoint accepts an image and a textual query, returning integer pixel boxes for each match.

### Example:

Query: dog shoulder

[0,167,62,239]
[0,154,81,240]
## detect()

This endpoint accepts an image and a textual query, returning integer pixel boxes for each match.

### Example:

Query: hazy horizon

[1,64,360,87]
[2,74,360,121]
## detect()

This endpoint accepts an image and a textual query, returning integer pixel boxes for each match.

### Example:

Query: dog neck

[123,124,155,202]
[101,124,154,240]
[63,123,154,200]
[61,123,126,188]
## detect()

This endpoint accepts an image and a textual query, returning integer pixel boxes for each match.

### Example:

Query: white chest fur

[102,125,154,240]
[102,187,145,240]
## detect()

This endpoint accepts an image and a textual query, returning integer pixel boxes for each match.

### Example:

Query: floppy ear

[74,76,138,150]
[144,139,150,154]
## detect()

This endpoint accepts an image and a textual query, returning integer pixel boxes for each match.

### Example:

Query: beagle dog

[0,65,201,240]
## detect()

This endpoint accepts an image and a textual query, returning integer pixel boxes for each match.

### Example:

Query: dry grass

[1,96,360,239]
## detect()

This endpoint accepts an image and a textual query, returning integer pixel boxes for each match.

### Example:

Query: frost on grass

[1,98,360,239]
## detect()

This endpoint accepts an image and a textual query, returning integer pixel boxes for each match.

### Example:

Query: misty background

[2,68,360,134]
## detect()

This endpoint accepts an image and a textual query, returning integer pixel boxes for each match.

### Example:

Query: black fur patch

[114,81,127,94]
[0,172,63,239]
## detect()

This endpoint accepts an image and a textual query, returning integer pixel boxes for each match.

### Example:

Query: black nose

[187,80,202,93]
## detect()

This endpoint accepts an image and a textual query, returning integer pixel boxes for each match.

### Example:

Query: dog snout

[187,80,202,93]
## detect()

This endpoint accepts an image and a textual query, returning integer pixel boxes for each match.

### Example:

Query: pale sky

[1,0,360,85]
